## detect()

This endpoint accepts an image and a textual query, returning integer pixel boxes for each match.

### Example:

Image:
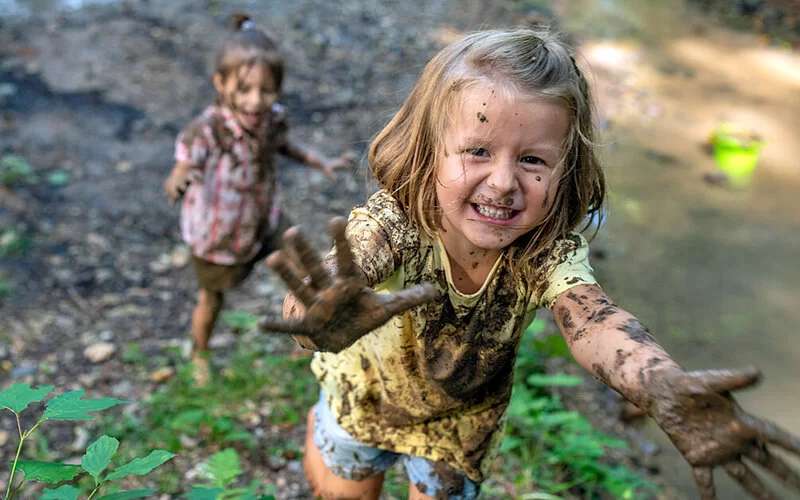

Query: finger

[724,461,779,500]
[286,227,332,289]
[685,366,761,394]
[266,251,316,306]
[257,316,309,335]
[744,445,800,489]
[330,217,358,279]
[692,466,715,500]
[741,413,800,455]
[380,283,440,318]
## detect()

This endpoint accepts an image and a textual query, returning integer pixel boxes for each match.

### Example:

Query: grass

[91,312,658,497]
[489,319,660,499]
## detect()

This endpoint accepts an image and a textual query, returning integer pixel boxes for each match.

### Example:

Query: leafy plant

[0,155,38,186]
[183,449,276,499]
[0,383,175,499]
[499,322,659,498]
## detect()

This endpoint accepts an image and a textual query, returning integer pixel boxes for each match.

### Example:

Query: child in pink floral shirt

[164,13,351,384]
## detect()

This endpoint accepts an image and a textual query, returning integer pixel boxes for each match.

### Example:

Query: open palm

[258,217,440,353]
[648,367,800,499]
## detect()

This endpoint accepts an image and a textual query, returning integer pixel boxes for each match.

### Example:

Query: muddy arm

[279,138,351,178]
[551,283,681,408]
[553,283,800,500]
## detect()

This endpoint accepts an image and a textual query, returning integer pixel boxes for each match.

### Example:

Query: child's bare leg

[304,408,384,500]
[191,288,223,385]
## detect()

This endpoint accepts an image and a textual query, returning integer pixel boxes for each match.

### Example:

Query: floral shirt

[311,190,598,482]
[175,104,289,264]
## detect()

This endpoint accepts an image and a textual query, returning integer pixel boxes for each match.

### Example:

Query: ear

[213,72,225,94]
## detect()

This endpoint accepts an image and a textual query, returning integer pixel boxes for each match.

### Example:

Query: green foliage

[0,155,37,186]
[501,327,660,499]
[0,383,174,500]
[104,334,317,462]
[183,449,276,500]
[220,311,260,332]
[0,225,31,258]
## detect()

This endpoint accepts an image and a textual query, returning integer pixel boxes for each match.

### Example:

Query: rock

[10,364,36,378]
[151,366,175,383]
[84,342,117,363]
[180,434,198,449]
[86,232,112,255]
[0,431,9,447]
[171,245,191,268]
[111,380,133,397]
[99,330,115,341]
[267,454,288,471]
[70,426,90,452]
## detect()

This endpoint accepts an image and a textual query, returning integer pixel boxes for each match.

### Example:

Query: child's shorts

[313,390,480,499]
[193,213,292,292]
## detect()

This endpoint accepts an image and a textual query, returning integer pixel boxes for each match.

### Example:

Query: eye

[465,147,490,158]
[521,156,546,166]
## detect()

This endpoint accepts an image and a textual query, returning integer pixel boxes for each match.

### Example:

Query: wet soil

[1,0,799,498]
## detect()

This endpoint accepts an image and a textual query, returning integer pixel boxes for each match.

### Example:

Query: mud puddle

[563,0,800,498]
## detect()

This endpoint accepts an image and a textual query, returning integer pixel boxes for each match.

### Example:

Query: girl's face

[214,61,278,132]
[435,83,569,261]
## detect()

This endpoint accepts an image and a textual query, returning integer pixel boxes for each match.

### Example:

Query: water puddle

[563,0,800,497]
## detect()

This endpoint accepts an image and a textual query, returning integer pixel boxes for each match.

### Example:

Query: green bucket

[710,124,764,187]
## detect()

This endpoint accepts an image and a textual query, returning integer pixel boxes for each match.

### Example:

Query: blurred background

[0,0,798,498]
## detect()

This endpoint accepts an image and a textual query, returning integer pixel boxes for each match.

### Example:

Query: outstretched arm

[554,284,800,500]
[280,138,354,179]
[259,217,440,352]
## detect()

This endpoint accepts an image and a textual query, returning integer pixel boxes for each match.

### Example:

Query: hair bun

[230,12,251,31]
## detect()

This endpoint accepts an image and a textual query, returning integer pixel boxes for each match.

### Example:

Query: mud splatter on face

[535,175,542,182]
[541,188,549,208]
[477,112,488,123]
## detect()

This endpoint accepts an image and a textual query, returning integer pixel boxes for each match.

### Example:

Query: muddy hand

[258,217,440,353]
[645,366,800,499]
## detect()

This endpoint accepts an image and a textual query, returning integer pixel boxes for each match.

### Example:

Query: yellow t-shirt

[310,190,597,482]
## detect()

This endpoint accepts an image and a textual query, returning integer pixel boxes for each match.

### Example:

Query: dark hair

[214,13,284,91]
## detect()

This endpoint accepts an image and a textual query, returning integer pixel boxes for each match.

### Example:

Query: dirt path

[1,1,798,498]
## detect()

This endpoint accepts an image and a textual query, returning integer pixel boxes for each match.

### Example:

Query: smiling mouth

[473,203,518,220]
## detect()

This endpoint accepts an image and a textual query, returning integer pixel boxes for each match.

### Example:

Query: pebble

[10,364,36,378]
[84,342,117,363]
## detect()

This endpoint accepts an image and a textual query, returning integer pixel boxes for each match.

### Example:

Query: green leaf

[0,382,53,414]
[46,169,71,186]
[15,460,83,482]
[220,310,259,331]
[105,450,175,481]
[42,389,126,421]
[97,489,157,500]
[526,373,584,387]
[41,485,80,500]
[524,318,547,335]
[182,486,225,500]
[82,435,120,481]
[202,448,242,488]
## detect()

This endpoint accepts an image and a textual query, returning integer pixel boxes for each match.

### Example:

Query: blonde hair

[368,27,605,271]
[214,14,284,92]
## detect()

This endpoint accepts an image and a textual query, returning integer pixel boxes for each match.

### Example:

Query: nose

[486,159,519,194]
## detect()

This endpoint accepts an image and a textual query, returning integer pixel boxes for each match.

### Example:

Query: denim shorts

[313,391,479,499]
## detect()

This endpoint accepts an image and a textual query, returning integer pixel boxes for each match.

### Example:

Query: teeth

[475,204,515,219]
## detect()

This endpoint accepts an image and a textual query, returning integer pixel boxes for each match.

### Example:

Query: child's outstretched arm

[280,138,354,179]
[257,217,440,352]
[553,283,800,500]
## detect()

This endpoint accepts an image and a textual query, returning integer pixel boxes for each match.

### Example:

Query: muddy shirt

[175,104,289,265]
[311,190,597,482]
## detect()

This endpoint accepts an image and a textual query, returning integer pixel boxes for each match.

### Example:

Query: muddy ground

[1,0,797,498]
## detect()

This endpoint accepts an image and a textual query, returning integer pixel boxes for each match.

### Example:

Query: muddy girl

[257,28,800,499]
[164,14,352,386]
